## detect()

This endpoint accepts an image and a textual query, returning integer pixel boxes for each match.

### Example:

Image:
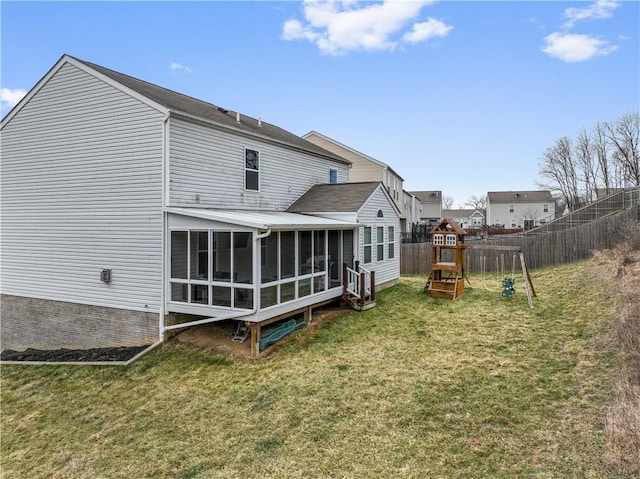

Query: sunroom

[165,208,358,327]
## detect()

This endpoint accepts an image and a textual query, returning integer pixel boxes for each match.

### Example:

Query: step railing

[343,261,376,307]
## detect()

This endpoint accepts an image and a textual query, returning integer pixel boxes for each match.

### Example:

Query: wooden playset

[424,218,468,299]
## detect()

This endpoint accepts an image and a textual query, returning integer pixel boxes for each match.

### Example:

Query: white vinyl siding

[0,62,165,312]
[169,118,349,210]
[357,186,400,286]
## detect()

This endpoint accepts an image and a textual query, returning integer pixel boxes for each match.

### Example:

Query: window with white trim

[376,227,384,261]
[543,203,549,212]
[509,204,514,213]
[388,226,395,259]
[433,234,444,246]
[329,168,337,184]
[364,227,372,264]
[244,148,259,191]
[446,234,456,246]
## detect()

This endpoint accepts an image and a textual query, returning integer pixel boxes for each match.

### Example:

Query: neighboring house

[302,131,411,232]
[410,190,443,223]
[401,190,422,228]
[442,209,485,230]
[0,54,400,355]
[486,191,555,230]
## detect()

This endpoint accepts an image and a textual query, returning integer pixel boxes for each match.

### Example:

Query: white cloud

[170,62,192,74]
[0,88,27,110]
[541,32,617,63]
[282,0,452,55]
[562,0,619,29]
[403,18,453,44]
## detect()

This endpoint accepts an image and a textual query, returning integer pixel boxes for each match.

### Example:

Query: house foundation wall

[0,295,159,352]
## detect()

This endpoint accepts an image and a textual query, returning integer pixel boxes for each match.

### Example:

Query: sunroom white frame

[165,208,358,323]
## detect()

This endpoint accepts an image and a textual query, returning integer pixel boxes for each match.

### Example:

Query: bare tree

[607,112,640,186]
[574,127,598,202]
[518,207,540,231]
[538,136,581,211]
[592,121,616,194]
[442,195,454,210]
[464,195,486,211]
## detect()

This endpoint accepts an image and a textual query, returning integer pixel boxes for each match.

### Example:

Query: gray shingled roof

[487,191,553,203]
[72,57,349,165]
[287,182,381,213]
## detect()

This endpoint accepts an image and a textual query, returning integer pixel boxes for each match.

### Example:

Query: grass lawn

[0,259,625,478]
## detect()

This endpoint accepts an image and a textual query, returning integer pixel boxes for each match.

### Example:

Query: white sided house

[0,55,400,356]
[486,191,555,230]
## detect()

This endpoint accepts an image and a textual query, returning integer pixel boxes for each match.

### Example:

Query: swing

[501,253,516,298]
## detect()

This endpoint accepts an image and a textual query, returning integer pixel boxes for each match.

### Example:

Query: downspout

[159,112,170,342]
[161,227,272,334]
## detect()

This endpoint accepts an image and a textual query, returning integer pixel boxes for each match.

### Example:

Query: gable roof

[410,191,442,203]
[303,130,404,181]
[3,55,350,166]
[487,190,553,203]
[430,218,467,235]
[287,182,397,214]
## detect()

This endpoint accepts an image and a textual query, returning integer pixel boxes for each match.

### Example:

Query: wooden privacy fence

[401,205,639,274]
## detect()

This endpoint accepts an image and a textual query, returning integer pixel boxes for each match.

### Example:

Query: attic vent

[377,210,384,218]
[217,107,228,114]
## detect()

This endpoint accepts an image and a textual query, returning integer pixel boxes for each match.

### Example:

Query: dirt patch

[167,305,348,358]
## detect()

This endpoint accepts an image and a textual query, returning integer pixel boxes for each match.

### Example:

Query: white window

[511,219,517,228]
[244,148,259,191]
[364,227,372,264]
[509,204,514,213]
[376,227,384,261]
[433,234,444,246]
[446,234,456,246]
[388,226,395,259]
[543,203,549,212]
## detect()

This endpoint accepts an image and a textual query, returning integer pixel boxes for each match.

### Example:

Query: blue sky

[2,1,638,206]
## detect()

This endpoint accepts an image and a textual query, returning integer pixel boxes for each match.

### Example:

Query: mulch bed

[0,346,148,362]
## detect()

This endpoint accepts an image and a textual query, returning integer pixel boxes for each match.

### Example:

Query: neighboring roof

[288,182,396,214]
[410,191,442,203]
[165,208,359,230]
[430,218,467,235]
[3,54,349,166]
[487,191,553,203]
[303,130,403,181]
[443,209,484,218]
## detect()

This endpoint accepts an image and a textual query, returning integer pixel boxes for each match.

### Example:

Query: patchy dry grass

[596,222,640,478]
[0,258,628,478]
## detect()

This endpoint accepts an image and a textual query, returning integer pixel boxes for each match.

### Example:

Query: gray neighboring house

[486,191,555,229]
[0,54,400,354]
[410,190,443,223]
